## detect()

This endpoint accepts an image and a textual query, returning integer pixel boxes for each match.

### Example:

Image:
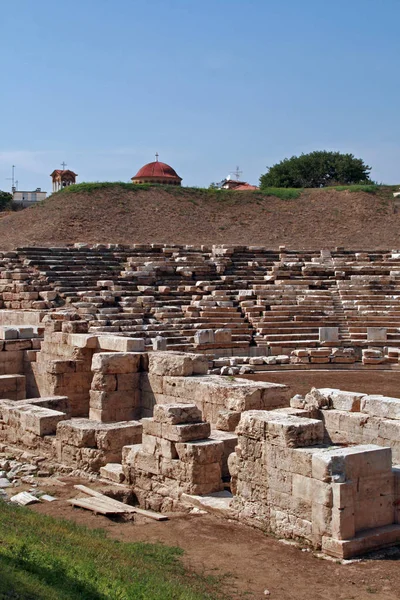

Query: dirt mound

[0,185,397,250]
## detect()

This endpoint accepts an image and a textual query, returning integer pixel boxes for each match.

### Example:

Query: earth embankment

[0,185,397,250]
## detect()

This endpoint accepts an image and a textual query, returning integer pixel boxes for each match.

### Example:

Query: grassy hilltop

[0,182,398,250]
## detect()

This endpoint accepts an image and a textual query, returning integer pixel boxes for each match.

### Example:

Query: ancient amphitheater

[1,241,400,560]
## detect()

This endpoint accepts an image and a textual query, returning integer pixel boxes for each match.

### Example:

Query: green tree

[0,190,12,210]
[260,151,372,188]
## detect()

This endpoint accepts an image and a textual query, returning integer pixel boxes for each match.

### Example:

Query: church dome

[131,157,182,186]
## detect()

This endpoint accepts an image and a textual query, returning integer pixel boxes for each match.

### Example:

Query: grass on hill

[52,181,305,201]
[40,181,400,207]
[330,184,380,193]
[0,501,225,600]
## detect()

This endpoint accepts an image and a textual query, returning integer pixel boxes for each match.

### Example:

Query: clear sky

[1,0,400,193]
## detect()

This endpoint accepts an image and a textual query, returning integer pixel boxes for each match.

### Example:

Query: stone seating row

[2,245,400,354]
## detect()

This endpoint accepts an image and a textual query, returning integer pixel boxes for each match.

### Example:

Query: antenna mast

[6,165,16,192]
[230,166,243,181]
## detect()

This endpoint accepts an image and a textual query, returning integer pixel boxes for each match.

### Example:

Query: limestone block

[185,461,222,484]
[57,419,98,447]
[161,421,211,443]
[91,352,141,374]
[311,502,332,541]
[292,474,332,507]
[100,463,125,483]
[322,525,400,559]
[141,418,162,437]
[318,388,365,412]
[121,443,142,465]
[393,467,400,524]
[175,439,224,464]
[98,336,145,353]
[367,327,387,342]
[332,481,355,509]
[354,495,395,531]
[26,395,70,415]
[216,410,241,432]
[61,321,89,334]
[312,445,392,482]
[148,351,194,377]
[0,326,18,340]
[214,329,232,343]
[134,450,160,475]
[67,334,98,348]
[187,353,209,375]
[331,505,355,540]
[95,421,142,451]
[116,373,140,391]
[237,411,324,448]
[194,329,215,345]
[319,327,339,343]
[152,336,167,351]
[361,395,400,420]
[91,373,117,392]
[153,403,202,425]
[18,405,67,436]
[159,457,184,479]
[47,360,76,374]
[266,446,317,477]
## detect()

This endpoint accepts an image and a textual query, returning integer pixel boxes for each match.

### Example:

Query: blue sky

[1,0,399,192]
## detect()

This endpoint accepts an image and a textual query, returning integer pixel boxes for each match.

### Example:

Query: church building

[131,154,182,186]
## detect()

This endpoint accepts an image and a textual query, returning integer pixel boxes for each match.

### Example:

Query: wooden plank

[68,497,127,515]
[73,484,168,521]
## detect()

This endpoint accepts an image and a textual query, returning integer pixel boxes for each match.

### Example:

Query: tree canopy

[0,190,12,211]
[259,151,372,189]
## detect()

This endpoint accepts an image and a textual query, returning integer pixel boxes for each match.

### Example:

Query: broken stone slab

[10,491,39,506]
[0,478,11,488]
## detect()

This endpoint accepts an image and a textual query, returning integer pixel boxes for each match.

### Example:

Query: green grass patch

[329,184,380,193]
[258,187,303,200]
[0,502,225,600]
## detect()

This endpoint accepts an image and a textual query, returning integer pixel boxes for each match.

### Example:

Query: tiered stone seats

[2,245,400,358]
[334,251,400,346]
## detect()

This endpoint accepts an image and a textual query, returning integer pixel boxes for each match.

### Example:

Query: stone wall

[229,409,400,558]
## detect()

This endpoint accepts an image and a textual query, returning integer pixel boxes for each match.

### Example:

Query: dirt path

[27,478,400,600]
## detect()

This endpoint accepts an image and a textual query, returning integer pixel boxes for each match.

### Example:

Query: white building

[13,188,47,207]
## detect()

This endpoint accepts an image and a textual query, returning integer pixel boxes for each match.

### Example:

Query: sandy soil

[25,477,400,600]
[244,368,400,397]
[0,186,398,251]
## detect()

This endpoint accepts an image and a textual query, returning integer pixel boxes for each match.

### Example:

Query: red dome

[132,161,181,181]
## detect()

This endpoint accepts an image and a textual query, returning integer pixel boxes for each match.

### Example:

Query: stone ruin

[1,244,400,559]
